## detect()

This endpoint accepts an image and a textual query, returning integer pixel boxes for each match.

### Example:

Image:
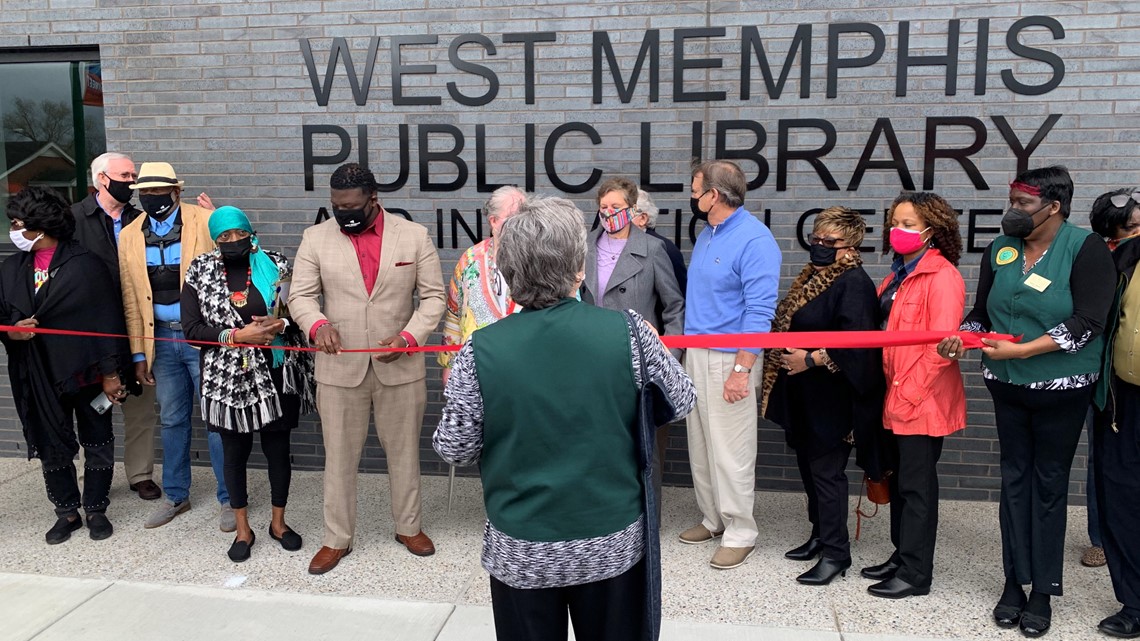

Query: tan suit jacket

[289,214,445,388]
[119,203,215,369]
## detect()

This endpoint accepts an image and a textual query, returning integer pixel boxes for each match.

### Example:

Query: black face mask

[140,193,176,221]
[104,177,134,204]
[1001,202,1050,239]
[809,243,838,267]
[218,236,253,261]
[690,197,709,222]
[333,204,372,234]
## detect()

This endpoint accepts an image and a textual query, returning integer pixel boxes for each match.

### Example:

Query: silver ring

[948,352,956,358]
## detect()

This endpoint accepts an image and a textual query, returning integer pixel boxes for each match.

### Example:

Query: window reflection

[1,59,106,214]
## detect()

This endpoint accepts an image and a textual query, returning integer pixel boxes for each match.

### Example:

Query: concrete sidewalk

[0,458,1119,640]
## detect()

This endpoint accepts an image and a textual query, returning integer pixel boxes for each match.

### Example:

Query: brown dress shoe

[129,480,162,501]
[395,531,436,557]
[308,546,352,575]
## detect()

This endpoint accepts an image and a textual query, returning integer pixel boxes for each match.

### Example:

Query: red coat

[877,248,967,437]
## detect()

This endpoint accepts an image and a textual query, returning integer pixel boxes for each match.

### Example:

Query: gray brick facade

[1,0,1138,505]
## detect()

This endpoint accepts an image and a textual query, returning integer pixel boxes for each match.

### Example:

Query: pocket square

[395,261,414,267]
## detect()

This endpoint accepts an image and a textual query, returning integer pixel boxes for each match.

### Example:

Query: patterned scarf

[184,249,315,433]
[760,250,862,415]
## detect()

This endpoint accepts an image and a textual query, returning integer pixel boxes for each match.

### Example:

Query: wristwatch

[804,351,817,368]
[732,363,751,374]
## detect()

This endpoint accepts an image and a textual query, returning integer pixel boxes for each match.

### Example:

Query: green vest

[984,221,1104,384]
[472,298,642,542]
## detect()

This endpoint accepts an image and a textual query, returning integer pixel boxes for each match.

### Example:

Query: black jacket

[0,240,131,464]
[70,192,142,291]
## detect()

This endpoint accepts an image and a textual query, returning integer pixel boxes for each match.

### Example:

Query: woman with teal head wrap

[181,205,315,563]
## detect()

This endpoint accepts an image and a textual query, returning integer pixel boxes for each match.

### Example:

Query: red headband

[1009,181,1042,197]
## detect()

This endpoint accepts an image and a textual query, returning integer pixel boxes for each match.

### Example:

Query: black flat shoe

[784,537,822,561]
[1020,610,1051,637]
[861,558,901,581]
[85,513,113,541]
[228,532,255,562]
[45,515,82,545]
[1099,612,1140,639]
[993,603,1023,628]
[269,525,303,551]
[867,576,930,599]
[796,557,851,585]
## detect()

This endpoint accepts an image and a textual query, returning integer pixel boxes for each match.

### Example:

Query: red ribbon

[0,325,1015,353]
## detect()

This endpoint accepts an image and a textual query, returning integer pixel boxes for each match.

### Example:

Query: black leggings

[219,430,291,510]
[43,385,115,517]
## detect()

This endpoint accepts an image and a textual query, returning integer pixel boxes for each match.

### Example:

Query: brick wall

[1,0,1138,504]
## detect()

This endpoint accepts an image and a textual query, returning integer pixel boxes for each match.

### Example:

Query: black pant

[796,443,852,562]
[219,429,292,510]
[1096,377,1140,617]
[987,378,1091,596]
[887,434,944,588]
[489,559,646,641]
[42,386,115,517]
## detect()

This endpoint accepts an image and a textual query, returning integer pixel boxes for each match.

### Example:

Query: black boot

[796,557,851,585]
[784,537,822,561]
[861,556,901,581]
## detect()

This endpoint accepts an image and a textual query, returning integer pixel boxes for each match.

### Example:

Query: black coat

[70,192,142,291]
[0,240,131,464]
[764,268,889,476]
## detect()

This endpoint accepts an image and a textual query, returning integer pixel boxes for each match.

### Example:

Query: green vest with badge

[983,221,1103,384]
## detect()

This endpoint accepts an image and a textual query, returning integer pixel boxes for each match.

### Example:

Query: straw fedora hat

[130,162,185,190]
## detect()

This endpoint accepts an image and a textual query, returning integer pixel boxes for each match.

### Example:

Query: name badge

[1024,273,1052,292]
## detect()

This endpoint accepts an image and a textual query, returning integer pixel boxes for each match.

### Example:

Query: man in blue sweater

[679,160,781,570]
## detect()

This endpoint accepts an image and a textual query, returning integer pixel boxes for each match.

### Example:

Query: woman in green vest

[939,166,1115,638]
[434,195,696,641]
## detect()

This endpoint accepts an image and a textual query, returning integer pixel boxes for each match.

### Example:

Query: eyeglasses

[1111,190,1140,209]
[599,207,631,218]
[808,234,849,249]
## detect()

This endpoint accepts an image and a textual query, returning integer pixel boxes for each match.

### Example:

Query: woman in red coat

[862,192,967,599]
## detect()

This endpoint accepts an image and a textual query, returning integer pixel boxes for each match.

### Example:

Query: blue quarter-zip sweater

[684,206,781,354]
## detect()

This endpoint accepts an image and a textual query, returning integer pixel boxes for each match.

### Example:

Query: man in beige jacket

[119,162,233,532]
[290,163,445,575]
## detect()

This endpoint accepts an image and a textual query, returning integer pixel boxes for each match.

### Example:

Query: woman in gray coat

[583,177,685,337]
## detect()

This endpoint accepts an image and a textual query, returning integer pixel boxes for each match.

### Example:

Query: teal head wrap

[209,206,285,366]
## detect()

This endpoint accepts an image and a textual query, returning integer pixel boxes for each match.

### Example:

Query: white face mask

[9,229,42,252]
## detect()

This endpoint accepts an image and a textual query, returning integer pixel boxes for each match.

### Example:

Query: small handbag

[854,472,892,540]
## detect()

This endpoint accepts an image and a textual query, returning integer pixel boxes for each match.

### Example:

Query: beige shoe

[679,524,724,544]
[1082,546,1107,567]
[710,545,755,570]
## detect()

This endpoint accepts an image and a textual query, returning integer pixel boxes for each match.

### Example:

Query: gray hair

[89,152,132,186]
[692,159,746,209]
[496,196,587,310]
[636,189,659,229]
[484,185,527,219]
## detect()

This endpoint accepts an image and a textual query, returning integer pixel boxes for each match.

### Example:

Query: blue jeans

[153,326,228,505]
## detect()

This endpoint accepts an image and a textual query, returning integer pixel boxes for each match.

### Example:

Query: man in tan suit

[290,163,445,575]
[118,162,233,532]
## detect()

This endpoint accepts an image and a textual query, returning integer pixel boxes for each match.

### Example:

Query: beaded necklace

[225,263,253,308]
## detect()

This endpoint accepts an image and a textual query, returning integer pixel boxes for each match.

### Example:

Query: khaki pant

[684,348,759,548]
[77,384,157,485]
[317,365,426,549]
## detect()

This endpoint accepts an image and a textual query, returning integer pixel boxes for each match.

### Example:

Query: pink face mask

[889,226,929,255]
[599,207,632,234]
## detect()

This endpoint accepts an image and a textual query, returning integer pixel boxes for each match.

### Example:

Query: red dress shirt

[309,212,417,348]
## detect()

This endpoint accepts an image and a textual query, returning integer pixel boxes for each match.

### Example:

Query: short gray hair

[90,152,131,186]
[692,159,746,209]
[636,189,659,229]
[484,185,527,219]
[497,196,587,310]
